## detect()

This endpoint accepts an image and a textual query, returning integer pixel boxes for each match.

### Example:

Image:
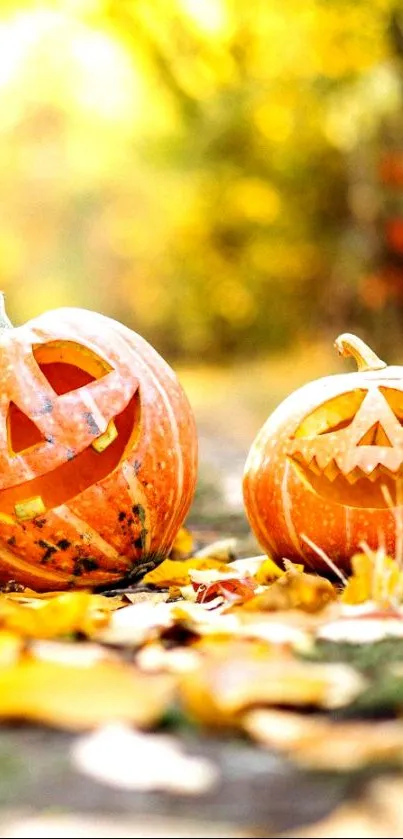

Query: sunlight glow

[0,8,139,125]
[178,0,229,35]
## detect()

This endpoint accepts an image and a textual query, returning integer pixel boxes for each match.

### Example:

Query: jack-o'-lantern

[0,296,197,590]
[243,333,403,574]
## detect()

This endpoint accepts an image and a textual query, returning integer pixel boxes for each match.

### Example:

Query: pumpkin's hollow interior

[0,359,140,516]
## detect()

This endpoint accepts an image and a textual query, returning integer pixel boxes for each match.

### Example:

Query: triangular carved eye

[8,402,46,454]
[357,422,393,446]
[32,341,112,395]
[294,389,367,438]
[379,387,403,424]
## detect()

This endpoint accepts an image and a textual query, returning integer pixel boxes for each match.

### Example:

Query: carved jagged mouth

[290,452,403,508]
[0,392,140,520]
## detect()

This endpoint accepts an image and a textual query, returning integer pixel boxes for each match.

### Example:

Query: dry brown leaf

[243,567,336,613]
[244,708,403,770]
[0,654,175,730]
[179,650,365,727]
[123,591,170,606]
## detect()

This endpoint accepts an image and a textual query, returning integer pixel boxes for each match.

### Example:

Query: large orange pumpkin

[0,296,197,590]
[243,333,403,575]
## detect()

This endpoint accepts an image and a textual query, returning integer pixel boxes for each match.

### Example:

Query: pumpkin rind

[243,335,403,574]
[0,305,198,590]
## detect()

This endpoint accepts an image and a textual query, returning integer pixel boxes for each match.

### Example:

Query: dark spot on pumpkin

[133,536,144,550]
[73,557,99,576]
[133,460,141,475]
[83,411,100,436]
[34,396,53,416]
[66,448,76,461]
[7,536,16,546]
[118,511,126,522]
[38,539,57,563]
[57,539,71,551]
[132,504,146,525]
[33,518,46,528]
[45,434,55,444]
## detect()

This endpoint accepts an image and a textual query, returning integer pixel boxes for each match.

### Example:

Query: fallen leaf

[194,577,257,605]
[95,600,175,646]
[244,708,403,769]
[341,549,403,607]
[283,775,403,838]
[0,591,117,639]
[193,538,237,562]
[0,630,24,667]
[0,654,175,730]
[179,651,366,727]
[142,558,230,588]
[169,527,195,560]
[243,567,336,613]
[254,557,285,584]
[71,724,219,793]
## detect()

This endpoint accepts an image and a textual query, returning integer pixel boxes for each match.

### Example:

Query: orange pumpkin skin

[0,303,197,590]
[243,334,403,574]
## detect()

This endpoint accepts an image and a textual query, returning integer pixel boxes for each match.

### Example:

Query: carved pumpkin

[0,296,197,590]
[243,333,403,574]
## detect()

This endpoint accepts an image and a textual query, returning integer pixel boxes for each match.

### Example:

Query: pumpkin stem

[334,333,387,372]
[0,292,12,332]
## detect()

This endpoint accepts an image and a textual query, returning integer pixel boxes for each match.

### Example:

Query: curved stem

[334,332,387,372]
[0,292,13,332]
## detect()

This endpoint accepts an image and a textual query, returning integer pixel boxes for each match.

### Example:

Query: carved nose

[357,422,393,447]
[8,402,46,455]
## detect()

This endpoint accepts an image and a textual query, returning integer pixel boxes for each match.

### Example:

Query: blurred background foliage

[1,0,403,364]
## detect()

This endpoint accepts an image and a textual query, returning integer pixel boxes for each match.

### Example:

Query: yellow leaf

[254,557,284,584]
[180,653,365,728]
[0,656,174,730]
[244,567,336,613]
[341,550,403,607]
[169,527,194,560]
[143,557,229,588]
[0,592,117,639]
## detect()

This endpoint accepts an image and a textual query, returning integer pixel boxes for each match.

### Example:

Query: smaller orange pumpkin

[0,295,198,591]
[243,333,403,574]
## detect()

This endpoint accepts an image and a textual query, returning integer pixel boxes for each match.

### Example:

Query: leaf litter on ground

[1,526,403,795]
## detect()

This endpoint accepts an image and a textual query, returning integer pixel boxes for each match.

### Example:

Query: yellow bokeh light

[178,0,230,35]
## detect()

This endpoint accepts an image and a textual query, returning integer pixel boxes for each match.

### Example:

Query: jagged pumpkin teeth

[243,332,403,574]
[344,468,362,485]
[323,461,339,482]
[14,496,46,522]
[91,420,118,453]
[308,457,321,476]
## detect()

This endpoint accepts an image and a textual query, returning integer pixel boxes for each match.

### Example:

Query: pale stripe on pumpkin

[55,505,119,560]
[0,539,71,586]
[116,324,186,538]
[121,462,152,553]
[281,460,306,560]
